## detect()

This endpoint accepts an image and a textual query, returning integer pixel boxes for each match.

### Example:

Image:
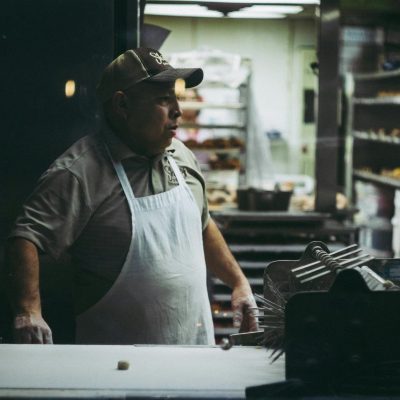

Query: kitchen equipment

[236,187,292,211]
[246,241,400,397]
[284,268,400,394]
[263,241,399,304]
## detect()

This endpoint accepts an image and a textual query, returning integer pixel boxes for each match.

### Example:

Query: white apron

[75,152,215,345]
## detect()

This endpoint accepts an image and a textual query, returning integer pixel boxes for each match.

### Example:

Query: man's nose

[170,98,182,119]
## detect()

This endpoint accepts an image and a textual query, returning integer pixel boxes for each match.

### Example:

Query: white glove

[13,313,53,344]
[231,288,259,333]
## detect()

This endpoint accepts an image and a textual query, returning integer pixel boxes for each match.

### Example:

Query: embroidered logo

[149,51,169,66]
[164,165,187,185]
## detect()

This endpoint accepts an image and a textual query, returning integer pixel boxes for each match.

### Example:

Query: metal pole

[315,0,341,212]
[114,0,141,57]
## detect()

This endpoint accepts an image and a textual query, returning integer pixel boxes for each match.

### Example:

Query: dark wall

[0,0,114,342]
[1,0,114,235]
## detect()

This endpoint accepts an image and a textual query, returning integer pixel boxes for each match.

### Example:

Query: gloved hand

[231,286,259,333]
[13,313,53,344]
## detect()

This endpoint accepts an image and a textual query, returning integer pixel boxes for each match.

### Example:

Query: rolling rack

[211,210,359,342]
[245,241,400,398]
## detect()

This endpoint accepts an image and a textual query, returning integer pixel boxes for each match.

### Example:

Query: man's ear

[111,91,129,119]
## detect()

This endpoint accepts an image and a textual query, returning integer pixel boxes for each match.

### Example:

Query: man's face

[122,81,182,157]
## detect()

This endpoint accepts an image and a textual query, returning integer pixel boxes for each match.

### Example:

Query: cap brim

[148,67,203,88]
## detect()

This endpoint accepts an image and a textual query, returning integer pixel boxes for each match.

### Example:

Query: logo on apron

[164,165,187,185]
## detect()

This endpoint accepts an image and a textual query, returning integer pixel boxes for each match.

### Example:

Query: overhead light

[239,5,303,13]
[145,4,223,17]
[150,0,319,4]
[227,5,302,18]
[228,11,286,18]
[145,4,304,18]
[65,80,76,98]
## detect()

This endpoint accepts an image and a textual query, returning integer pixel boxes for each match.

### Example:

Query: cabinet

[345,70,400,256]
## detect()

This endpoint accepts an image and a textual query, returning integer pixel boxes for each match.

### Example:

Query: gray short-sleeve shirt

[9,129,210,313]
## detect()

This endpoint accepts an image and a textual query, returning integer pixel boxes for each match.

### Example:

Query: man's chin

[164,137,173,149]
[147,141,172,157]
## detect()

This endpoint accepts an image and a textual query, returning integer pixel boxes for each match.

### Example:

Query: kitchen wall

[145,15,317,174]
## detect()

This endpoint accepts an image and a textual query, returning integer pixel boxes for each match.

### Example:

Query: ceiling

[144,0,400,21]
[144,0,319,19]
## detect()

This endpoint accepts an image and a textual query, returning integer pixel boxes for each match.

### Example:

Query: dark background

[0,0,114,343]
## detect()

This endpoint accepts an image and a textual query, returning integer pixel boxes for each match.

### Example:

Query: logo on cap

[150,51,169,66]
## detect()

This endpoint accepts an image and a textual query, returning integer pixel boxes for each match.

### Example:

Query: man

[6,48,258,345]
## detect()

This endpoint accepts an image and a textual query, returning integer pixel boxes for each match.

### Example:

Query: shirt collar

[100,123,175,163]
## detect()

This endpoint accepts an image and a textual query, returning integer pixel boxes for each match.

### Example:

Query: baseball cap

[96,47,204,102]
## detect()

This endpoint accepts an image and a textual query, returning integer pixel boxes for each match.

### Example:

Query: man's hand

[202,220,260,333]
[13,313,53,344]
[5,238,52,344]
[231,285,259,333]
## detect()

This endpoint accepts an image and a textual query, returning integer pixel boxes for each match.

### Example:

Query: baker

[5,47,258,345]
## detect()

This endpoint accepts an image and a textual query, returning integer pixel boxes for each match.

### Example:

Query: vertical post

[315,0,341,212]
[114,0,141,57]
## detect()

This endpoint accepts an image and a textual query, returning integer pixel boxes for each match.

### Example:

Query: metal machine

[246,241,400,397]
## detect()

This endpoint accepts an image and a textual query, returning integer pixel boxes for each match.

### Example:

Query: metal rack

[210,210,358,342]
[345,70,400,257]
[178,59,251,190]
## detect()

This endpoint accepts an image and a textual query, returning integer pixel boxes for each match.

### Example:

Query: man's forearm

[5,238,53,344]
[202,218,249,289]
[5,238,42,315]
[203,219,258,332]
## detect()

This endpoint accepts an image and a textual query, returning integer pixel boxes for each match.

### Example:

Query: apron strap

[104,145,136,205]
[167,155,186,186]
[105,143,186,202]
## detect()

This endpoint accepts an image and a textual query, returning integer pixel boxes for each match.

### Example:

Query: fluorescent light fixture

[226,5,302,18]
[239,5,303,13]
[145,2,307,18]
[228,11,286,18]
[150,0,319,4]
[145,4,223,17]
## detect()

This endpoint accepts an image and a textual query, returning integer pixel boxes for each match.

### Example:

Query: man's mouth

[169,125,178,136]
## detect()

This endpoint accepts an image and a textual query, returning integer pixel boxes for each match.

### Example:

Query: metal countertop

[0,344,284,399]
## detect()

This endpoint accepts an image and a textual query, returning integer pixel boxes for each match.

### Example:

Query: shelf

[180,122,246,130]
[190,148,242,154]
[354,70,400,81]
[238,261,273,269]
[212,210,331,222]
[201,80,248,89]
[346,68,399,258]
[213,294,233,302]
[353,131,400,145]
[212,277,264,286]
[228,244,311,254]
[204,168,241,172]
[214,327,238,336]
[179,101,246,110]
[221,224,358,237]
[353,96,400,105]
[353,170,400,189]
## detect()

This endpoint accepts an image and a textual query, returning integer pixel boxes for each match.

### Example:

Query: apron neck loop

[167,155,186,186]
[104,141,185,199]
[104,143,136,200]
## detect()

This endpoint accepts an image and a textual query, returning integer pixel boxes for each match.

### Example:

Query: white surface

[0,345,284,398]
